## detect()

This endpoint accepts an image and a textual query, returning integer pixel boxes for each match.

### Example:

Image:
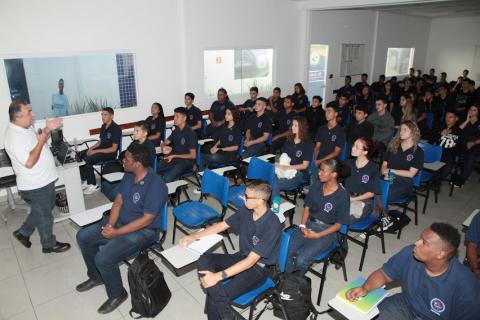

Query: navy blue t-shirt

[226,207,282,266]
[382,245,480,320]
[210,99,234,122]
[465,212,480,254]
[314,124,346,160]
[99,121,122,150]
[274,109,295,134]
[119,139,156,165]
[247,113,272,140]
[463,120,480,143]
[271,97,284,111]
[304,181,350,225]
[167,125,198,158]
[186,105,202,129]
[145,115,166,144]
[217,124,242,149]
[344,159,380,198]
[292,94,309,112]
[118,168,168,229]
[281,140,314,167]
[384,145,424,185]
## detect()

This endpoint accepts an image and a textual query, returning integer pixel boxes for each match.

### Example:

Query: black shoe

[76,278,104,292]
[13,230,31,248]
[97,290,128,314]
[42,241,71,253]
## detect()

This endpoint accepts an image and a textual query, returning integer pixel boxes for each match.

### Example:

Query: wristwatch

[299,224,306,229]
[221,270,228,279]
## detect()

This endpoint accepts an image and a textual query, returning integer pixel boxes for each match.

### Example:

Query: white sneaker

[193,187,201,194]
[83,184,99,195]
[81,180,89,190]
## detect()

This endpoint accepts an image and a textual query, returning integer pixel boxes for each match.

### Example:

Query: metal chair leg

[172,217,177,244]
[422,185,430,214]
[316,260,329,305]
[359,234,369,271]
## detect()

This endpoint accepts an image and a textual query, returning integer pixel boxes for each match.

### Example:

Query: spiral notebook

[335,277,388,314]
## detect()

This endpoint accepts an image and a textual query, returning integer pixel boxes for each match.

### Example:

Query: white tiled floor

[0,175,478,320]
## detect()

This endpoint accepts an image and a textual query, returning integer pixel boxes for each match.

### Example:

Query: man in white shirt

[5,100,71,253]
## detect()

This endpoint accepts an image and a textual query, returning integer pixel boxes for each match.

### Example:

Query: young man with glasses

[180,181,282,320]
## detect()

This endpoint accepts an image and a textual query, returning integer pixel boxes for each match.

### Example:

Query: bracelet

[221,270,228,279]
[299,224,306,229]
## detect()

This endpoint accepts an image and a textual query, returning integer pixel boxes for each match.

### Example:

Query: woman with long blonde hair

[399,94,416,124]
[380,120,424,229]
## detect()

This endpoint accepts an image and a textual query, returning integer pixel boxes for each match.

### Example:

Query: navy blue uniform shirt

[292,94,309,112]
[274,109,295,135]
[99,121,122,150]
[382,245,480,320]
[281,140,314,167]
[226,207,282,266]
[384,145,424,185]
[465,213,480,254]
[344,159,381,198]
[247,113,272,140]
[304,181,350,225]
[314,124,346,160]
[118,167,168,229]
[210,99,234,122]
[145,115,166,145]
[186,105,202,130]
[167,125,198,159]
[217,124,242,149]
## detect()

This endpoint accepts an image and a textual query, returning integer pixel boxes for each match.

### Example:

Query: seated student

[208,88,235,135]
[268,87,284,113]
[465,212,480,279]
[101,121,156,201]
[271,95,296,152]
[76,143,168,314]
[384,80,399,112]
[459,104,480,180]
[314,103,346,167]
[145,102,166,146]
[80,107,122,195]
[403,68,415,83]
[292,82,309,114]
[184,92,202,137]
[305,95,326,139]
[454,79,476,121]
[180,181,282,320]
[274,116,314,193]
[238,86,258,127]
[368,97,395,153]
[242,97,272,159]
[429,110,464,178]
[337,93,352,126]
[345,103,374,146]
[344,137,380,222]
[435,72,450,92]
[337,75,356,102]
[354,73,369,95]
[285,159,350,275]
[355,85,375,114]
[424,89,443,129]
[380,120,424,230]
[393,93,416,127]
[371,74,386,96]
[200,107,241,169]
[158,107,197,182]
[436,83,455,113]
[346,223,480,320]
[410,92,428,135]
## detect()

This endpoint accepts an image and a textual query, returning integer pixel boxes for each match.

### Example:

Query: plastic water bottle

[387,170,396,184]
[272,194,281,215]
[73,137,78,153]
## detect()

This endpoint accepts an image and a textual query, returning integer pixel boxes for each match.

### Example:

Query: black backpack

[128,251,171,318]
[273,274,318,320]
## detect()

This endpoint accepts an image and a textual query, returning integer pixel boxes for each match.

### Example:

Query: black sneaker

[13,230,31,248]
[97,289,128,314]
[42,241,71,253]
[76,278,104,292]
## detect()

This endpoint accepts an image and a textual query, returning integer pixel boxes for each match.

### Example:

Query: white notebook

[186,234,224,254]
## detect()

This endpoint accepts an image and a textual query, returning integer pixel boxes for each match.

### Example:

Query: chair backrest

[159,202,168,232]
[247,157,275,185]
[375,179,390,209]
[162,126,167,142]
[412,170,422,188]
[195,143,202,166]
[152,156,158,172]
[278,228,295,273]
[267,132,273,146]
[426,112,434,129]
[200,169,229,207]
[339,142,349,161]
[418,142,442,164]
[201,118,208,136]
[237,136,245,157]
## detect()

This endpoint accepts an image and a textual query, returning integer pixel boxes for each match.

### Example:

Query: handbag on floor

[128,251,171,318]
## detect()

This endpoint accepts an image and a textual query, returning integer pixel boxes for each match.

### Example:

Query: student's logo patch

[132,192,141,204]
[361,174,370,183]
[189,114,193,120]
[331,135,337,142]
[228,134,234,142]
[252,235,260,246]
[107,132,111,139]
[287,119,292,126]
[151,123,156,130]
[181,137,186,145]
[406,154,414,162]
[299,99,303,105]
[257,122,263,128]
[220,105,225,110]
[324,202,333,212]
[296,150,302,158]
[430,298,445,315]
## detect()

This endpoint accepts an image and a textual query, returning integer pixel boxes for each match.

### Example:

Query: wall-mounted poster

[3,52,138,119]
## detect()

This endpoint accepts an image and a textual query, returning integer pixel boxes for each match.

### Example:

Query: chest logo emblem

[324,202,333,212]
[361,175,370,183]
[406,154,414,162]
[132,192,141,204]
[430,298,445,315]
[181,137,186,145]
[252,235,260,246]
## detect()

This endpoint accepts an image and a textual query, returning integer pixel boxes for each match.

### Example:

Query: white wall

[0,0,185,146]
[425,16,480,82]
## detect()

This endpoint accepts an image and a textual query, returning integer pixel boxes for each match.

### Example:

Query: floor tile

[0,274,32,319]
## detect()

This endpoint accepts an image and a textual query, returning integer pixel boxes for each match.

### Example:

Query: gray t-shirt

[367,111,395,145]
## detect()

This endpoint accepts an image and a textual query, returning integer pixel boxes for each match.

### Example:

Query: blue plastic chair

[426,112,434,130]
[308,225,349,305]
[388,171,422,239]
[95,138,123,179]
[339,142,349,161]
[228,229,293,320]
[228,157,275,210]
[280,152,315,207]
[181,143,202,186]
[348,180,390,271]
[418,142,442,214]
[201,118,208,137]
[172,169,234,249]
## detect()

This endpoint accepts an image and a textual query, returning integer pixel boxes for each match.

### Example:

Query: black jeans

[197,252,269,320]
[19,181,57,248]
[79,150,117,185]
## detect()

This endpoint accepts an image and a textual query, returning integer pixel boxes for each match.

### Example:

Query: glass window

[203,48,274,97]
[385,48,415,77]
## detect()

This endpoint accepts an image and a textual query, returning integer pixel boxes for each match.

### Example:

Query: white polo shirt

[4,123,58,191]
